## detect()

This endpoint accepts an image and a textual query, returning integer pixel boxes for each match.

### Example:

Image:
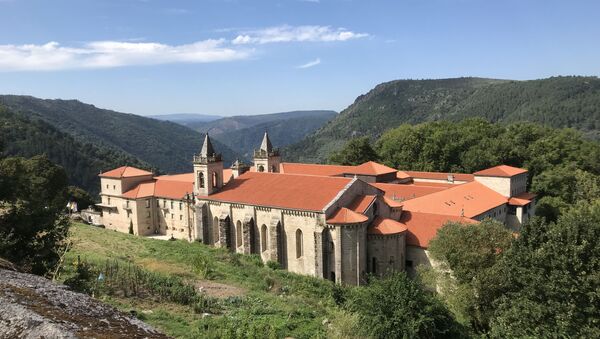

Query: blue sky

[0,0,599,116]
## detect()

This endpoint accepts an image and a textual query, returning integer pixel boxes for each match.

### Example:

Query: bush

[266,260,280,270]
[191,254,215,280]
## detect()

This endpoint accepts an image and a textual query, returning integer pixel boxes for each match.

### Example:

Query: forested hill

[285,76,600,163]
[0,96,238,193]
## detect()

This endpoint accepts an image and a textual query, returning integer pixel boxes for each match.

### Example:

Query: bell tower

[253,131,281,173]
[193,133,224,196]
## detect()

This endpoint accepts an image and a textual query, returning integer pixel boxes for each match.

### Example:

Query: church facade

[97,132,536,285]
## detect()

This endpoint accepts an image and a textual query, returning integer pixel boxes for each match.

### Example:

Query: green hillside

[211,113,337,159]
[0,107,150,194]
[285,76,600,163]
[0,96,239,193]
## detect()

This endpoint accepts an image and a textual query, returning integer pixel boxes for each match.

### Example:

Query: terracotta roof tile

[348,195,377,213]
[401,211,477,248]
[100,166,153,178]
[198,172,352,211]
[371,183,448,202]
[368,217,408,235]
[405,170,474,182]
[401,181,508,218]
[383,196,404,208]
[122,181,155,199]
[281,161,397,177]
[326,207,368,224]
[352,161,397,176]
[474,165,528,177]
[508,192,537,206]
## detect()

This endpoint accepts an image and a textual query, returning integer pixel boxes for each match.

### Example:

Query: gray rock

[0,268,170,338]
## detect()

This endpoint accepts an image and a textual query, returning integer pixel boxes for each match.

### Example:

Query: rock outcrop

[0,268,169,338]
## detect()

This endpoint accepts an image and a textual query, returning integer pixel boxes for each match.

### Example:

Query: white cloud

[297,58,321,69]
[232,25,368,45]
[0,39,252,71]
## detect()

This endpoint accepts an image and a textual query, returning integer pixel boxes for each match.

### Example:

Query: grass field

[59,223,345,338]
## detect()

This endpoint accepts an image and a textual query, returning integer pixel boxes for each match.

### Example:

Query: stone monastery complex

[97,132,536,285]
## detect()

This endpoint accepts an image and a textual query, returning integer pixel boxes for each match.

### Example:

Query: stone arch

[248,219,259,254]
[261,224,268,253]
[236,220,243,248]
[258,165,265,172]
[295,229,303,259]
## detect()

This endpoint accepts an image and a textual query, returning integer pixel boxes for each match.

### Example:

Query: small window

[258,165,265,172]
[179,215,183,221]
[146,211,150,217]
[170,201,174,209]
[261,224,268,252]
[113,185,116,190]
[236,221,243,248]
[171,213,174,219]
[126,200,130,208]
[146,200,150,208]
[179,202,183,210]
[295,229,303,258]
[156,200,159,207]
[199,172,205,188]
[107,197,111,205]
[106,184,109,189]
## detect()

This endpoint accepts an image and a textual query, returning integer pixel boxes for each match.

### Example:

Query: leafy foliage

[67,186,96,210]
[286,76,600,163]
[345,272,464,338]
[488,201,600,338]
[329,136,378,165]
[0,154,70,275]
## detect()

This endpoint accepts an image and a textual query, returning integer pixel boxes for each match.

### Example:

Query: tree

[67,186,96,211]
[345,272,464,338]
[425,219,513,332]
[0,154,70,275]
[329,136,378,165]
[489,201,600,338]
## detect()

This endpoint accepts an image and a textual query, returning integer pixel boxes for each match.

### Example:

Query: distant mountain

[0,96,239,194]
[185,110,337,158]
[285,76,600,163]
[149,113,223,125]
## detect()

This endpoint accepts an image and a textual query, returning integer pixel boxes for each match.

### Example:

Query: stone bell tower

[253,131,281,173]
[193,133,224,196]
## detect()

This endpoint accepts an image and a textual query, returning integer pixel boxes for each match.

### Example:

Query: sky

[0,0,599,116]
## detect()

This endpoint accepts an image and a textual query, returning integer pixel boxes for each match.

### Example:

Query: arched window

[212,172,218,188]
[236,220,243,248]
[295,229,303,258]
[258,165,265,172]
[198,172,205,188]
[261,224,268,252]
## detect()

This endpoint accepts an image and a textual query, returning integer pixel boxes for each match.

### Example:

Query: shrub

[191,254,215,280]
[266,260,280,270]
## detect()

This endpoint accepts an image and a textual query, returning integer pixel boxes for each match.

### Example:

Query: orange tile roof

[280,163,352,176]
[371,183,449,202]
[198,172,352,211]
[508,192,537,206]
[100,166,153,178]
[405,170,474,182]
[352,161,397,175]
[222,169,233,184]
[474,165,528,177]
[401,181,507,218]
[348,195,377,213]
[396,171,412,180]
[368,217,408,235]
[154,173,194,182]
[326,207,368,224]
[400,211,477,248]
[122,181,155,199]
[383,196,404,208]
[411,181,457,188]
[281,161,397,177]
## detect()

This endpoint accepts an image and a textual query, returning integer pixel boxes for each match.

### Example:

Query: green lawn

[60,223,341,338]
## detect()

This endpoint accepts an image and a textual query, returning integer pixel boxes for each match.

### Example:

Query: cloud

[232,25,368,45]
[0,40,252,71]
[297,58,321,69]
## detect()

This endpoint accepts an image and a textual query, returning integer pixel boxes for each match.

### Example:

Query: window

[170,201,174,209]
[236,221,243,248]
[107,197,111,205]
[106,184,109,189]
[146,200,150,208]
[126,210,131,218]
[146,211,150,218]
[171,213,174,219]
[113,185,116,190]
[179,202,183,210]
[261,224,268,252]
[212,172,219,188]
[258,165,265,172]
[271,165,276,173]
[156,200,159,207]
[295,229,303,258]
[126,200,130,208]
[198,172,205,188]
[180,215,183,221]
[163,200,166,208]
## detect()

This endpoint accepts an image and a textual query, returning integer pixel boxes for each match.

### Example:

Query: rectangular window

[106,184,109,189]
[146,200,150,208]
[179,202,183,210]
[171,213,174,219]
[179,215,183,221]
[126,200,130,208]
[163,200,166,208]
[147,211,150,218]
[107,197,111,205]
[170,201,174,209]
[156,200,159,207]
[113,185,116,190]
